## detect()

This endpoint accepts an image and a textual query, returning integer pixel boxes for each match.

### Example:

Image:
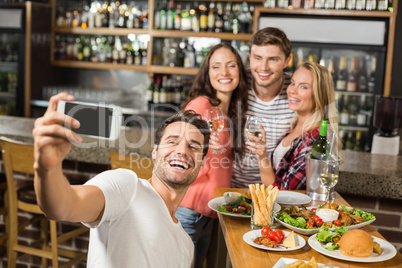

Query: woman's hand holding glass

[245,116,268,163]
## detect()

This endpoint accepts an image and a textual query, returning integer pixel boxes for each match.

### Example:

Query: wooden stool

[0,137,89,268]
[109,150,154,179]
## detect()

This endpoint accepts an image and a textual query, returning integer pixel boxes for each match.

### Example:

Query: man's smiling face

[152,121,205,189]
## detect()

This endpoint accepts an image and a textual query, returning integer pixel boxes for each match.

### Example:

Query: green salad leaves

[316,226,349,251]
[217,196,252,215]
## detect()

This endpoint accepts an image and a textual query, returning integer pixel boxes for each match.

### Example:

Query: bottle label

[340,112,349,125]
[160,92,168,103]
[357,113,367,126]
[346,82,357,92]
[181,18,192,31]
[336,80,347,91]
[153,92,160,104]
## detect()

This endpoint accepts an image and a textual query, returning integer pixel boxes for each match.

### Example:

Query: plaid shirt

[272,127,320,190]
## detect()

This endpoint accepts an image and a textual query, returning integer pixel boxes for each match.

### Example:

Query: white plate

[276,191,312,205]
[243,230,306,251]
[273,257,328,268]
[308,233,397,263]
[275,206,376,235]
[208,197,281,218]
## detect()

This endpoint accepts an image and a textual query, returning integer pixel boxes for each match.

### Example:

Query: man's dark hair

[249,27,292,58]
[155,110,210,158]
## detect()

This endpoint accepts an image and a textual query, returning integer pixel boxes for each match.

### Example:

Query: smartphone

[57,100,122,140]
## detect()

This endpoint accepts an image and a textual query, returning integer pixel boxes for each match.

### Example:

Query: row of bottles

[341,130,370,152]
[54,34,148,65]
[56,0,149,29]
[265,0,391,11]
[146,74,193,111]
[154,1,256,34]
[286,52,377,94]
[0,34,19,63]
[337,94,373,127]
[152,38,250,68]
[331,56,376,93]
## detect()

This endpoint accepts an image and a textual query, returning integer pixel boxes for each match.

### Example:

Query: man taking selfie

[33,92,210,267]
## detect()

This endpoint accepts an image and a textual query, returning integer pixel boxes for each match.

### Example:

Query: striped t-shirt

[232,73,295,188]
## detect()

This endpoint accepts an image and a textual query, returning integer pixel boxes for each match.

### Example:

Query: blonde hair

[294,61,341,154]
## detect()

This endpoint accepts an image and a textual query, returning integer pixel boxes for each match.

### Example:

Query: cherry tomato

[236,208,242,213]
[311,208,317,214]
[306,222,314,228]
[312,215,321,222]
[261,226,271,236]
[239,203,246,207]
[316,219,323,227]
[268,231,281,243]
[334,219,341,227]
[226,206,233,212]
[275,230,285,242]
[246,206,252,211]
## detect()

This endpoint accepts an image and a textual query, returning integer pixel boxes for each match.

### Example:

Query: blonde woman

[248,61,340,190]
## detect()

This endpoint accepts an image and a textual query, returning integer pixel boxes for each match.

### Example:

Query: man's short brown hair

[249,27,292,58]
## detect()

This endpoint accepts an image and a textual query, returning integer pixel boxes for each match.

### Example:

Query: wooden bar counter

[214,188,402,268]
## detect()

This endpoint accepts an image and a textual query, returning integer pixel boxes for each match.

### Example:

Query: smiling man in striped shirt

[232,27,295,188]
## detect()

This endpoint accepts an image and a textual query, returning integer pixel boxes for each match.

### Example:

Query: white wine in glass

[245,116,264,161]
[319,160,339,203]
[206,107,226,154]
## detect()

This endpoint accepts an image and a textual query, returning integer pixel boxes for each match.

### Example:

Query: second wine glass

[245,116,264,161]
[206,107,226,154]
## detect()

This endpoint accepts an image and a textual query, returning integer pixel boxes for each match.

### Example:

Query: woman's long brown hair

[182,43,249,157]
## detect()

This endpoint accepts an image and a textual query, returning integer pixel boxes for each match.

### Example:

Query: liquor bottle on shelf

[133,40,141,65]
[231,4,240,34]
[147,74,154,110]
[176,40,185,67]
[181,4,192,31]
[76,36,84,61]
[141,8,149,29]
[327,57,337,85]
[208,1,216,32]
[239,2,252,33]
[265,0,276,8]
[311,120,329,160]
[357,95,368,127]
[126,41,134,65]
[340,95,350,125]
[199,3,208,32]
[215,2,224,32]
[154,2,161,29]
[325,0,336,9]
[159,0,168,30]
[345,131,356,150]
[335,0,346,9]
[304,0,315,9]
[346,57,358,92]
[347,0,356,9]
[316,0,325,8]
[355,0,365,9]
[153,76,161,107]
[160,75,169,107]
[368,56,376,93]
[173,76,182,107]
[192,4,200,32]
[358,56,368,92]
[336,56,348,91]
[340,129,347,148]
[377,0,388,10]
[183,41,196,68]
[223,2,232,32]
[174,4,182,30]
[354,131,365,151]
[292,0,302,8]
[348,96,358,126]
[141,42,147,66]
[366,0,376,10]
[166,0,175,30]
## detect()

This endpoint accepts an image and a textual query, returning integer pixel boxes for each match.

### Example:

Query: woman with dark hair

[176,43,249,268]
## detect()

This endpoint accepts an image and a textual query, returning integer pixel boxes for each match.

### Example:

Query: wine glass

[245,116,264,161]
[206,107,226,154]
[319,160,340,204]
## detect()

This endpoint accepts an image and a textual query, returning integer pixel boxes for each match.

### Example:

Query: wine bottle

[336,56,348,91]
[367,56,376,93]
[311,120,329,160]
[346,57,358,92]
